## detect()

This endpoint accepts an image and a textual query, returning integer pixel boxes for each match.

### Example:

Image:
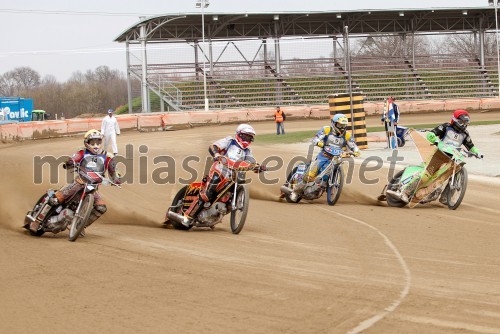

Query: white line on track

[316,206,411,334]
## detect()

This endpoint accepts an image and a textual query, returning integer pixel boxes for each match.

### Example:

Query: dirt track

[1,113,500,334]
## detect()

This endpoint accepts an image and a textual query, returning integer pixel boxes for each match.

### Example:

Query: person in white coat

[101,109,120,156]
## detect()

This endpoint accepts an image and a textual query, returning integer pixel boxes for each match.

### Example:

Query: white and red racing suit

[54,149,121,226]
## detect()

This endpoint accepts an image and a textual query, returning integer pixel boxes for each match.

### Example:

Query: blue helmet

[331,114,349,135]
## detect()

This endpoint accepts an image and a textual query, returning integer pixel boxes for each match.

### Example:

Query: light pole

[490,0,500,97]
[196,0,210,111]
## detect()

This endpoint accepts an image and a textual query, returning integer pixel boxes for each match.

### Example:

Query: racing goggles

[239,133,254,142]
[336,123,347,130]
[456,116,470,127]
[88,138,102,145]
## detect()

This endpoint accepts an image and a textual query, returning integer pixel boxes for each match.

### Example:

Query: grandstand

[115,7,500,113]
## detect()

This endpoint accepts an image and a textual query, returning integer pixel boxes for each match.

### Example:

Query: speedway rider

[289,113,360,202]
[181,124,266,227]
[386,109,483,203]
[29,129,122,234]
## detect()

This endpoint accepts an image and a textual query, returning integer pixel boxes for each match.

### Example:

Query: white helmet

[84,129,103,154]
[235,124,256,149]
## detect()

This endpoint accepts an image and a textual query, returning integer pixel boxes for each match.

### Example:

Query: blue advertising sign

[0,97,33,122]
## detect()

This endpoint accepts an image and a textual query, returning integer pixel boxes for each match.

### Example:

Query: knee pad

[95,205,107,214]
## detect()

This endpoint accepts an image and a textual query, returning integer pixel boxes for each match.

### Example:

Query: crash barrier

[328,93,368,150]
[2,97,500,141]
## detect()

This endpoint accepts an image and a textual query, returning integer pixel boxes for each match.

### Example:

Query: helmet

[332,114,349,135]
[451,109,470,132]
[235,124,256,149]
[84,129,103,154]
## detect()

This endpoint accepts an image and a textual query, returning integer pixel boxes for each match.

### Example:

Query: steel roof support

[140,23,149,113]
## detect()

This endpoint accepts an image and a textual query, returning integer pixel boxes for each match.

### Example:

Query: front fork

[449,164,457,190]
[231,181,238,210]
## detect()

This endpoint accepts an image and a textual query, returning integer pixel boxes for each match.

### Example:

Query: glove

[63,161,74,170]
[213,154,222,162]
[317,141,324,148]
[353,151,360,157]
[253,164,267,173]
[432,140,439,147]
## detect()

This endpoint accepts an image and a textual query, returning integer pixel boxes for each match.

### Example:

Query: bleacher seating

[136,54,499,111]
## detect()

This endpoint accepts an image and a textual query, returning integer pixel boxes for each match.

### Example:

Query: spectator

[274,106,286,135]
[101,109,121,156]
[381,97,399,149]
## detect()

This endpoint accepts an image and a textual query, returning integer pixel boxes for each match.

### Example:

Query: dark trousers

[276,122,285,135]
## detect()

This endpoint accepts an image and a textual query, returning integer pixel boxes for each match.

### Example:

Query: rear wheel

[25,194,49,237]
[230,185,249,234]
[386,170,407,208]
[446,167,468,210]
[169,186,192,231]
[68,194,94,241]
[326,166,344,206]
[284,166,302,203]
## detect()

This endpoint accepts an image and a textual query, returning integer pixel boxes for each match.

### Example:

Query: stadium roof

[115,7,499,43]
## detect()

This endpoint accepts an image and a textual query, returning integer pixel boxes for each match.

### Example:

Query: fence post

[328,92,368,149]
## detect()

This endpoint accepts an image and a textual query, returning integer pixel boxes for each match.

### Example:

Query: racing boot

[439,189,448,205]
[386,189,409,203]
[80,205,107,236]
[289,182,305,202]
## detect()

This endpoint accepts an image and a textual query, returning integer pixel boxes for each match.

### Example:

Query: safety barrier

[328,93,368,149]
[137,114,162,131]
[444,99,481,112]
[216,110,248,124]
[247,109,273,122]
[2,97,500,142]
[187,112,218,125]
[116,115,138,130]
[32,121,51,139]
[480,97,500,110]
[309,107,329,119]
[161,113,190,130]
[67,118,91,134]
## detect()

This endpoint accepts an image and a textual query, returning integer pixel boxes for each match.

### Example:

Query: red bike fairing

[202,138,253,202]
[55,149,113,205]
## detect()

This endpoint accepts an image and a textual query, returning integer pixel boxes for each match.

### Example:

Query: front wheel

[25,194,47,237]
[230,185,249,234]
[386,170,407,208]
[68,194,94,242]
[169,186,192,231]
[446,167,468,210]
[326,166,344,206]
[284,166,302,203]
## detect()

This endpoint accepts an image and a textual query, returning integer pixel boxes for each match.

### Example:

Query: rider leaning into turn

[30,129,122,234]
[289,113,360,202]
[387,109,483,203]
[181,124,265,227]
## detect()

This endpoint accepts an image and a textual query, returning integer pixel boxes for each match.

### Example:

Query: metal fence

[126,35,500,113]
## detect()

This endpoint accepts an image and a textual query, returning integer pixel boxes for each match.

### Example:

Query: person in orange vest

[274,106,286,135]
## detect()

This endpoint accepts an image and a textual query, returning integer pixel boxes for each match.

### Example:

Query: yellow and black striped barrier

[328,92,368,149]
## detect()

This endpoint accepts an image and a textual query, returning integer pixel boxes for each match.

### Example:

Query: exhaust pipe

[167,211,185,224]
[280,186,293,195]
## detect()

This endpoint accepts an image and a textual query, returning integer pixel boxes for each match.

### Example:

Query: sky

[0,0,491,82]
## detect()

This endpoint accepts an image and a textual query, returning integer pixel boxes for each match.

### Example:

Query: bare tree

[0,72,18,96]
[12,67,41,92]
[442,33,497,59]
[354,34,430,58]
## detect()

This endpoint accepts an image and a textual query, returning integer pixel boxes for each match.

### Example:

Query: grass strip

[256,120,500,144]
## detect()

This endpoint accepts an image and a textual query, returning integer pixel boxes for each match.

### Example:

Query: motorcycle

[164,157,262,234]
[378,140,480,209]
[23,164,120,241]
[280,146,355,205]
